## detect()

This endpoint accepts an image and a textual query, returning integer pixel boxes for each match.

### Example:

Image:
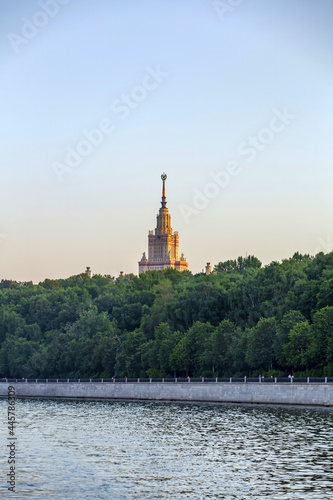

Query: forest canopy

[1,252,333,379]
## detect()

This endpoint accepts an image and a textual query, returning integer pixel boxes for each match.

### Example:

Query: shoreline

[1,381,332,407]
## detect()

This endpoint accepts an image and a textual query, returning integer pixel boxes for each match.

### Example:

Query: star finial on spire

[161,173,167,208]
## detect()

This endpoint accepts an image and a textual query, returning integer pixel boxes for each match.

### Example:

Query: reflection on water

[0,399,332,499]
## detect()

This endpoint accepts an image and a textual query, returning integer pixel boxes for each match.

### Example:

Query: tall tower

[138,174,188,274]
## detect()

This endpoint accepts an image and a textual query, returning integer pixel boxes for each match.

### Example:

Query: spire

[161,173,167,209]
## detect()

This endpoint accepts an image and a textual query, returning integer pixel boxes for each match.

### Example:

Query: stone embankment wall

[1,382,333,406]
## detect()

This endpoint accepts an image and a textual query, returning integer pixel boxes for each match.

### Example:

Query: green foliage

[311,306,333,367]
[203,320,241,376]
[246,318,277,371]
[215,256,262,274]
[285,321,313,370]
[1,252,333,378]
[169,322,214,376]
[274,310,306,366]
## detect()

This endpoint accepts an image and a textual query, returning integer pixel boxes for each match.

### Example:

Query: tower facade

[139,174,188,274]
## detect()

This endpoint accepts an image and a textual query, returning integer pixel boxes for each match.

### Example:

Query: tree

[0,337,39,378]
[169,336,190,376]
[115,328,146,378]
[0,309,23,342]
[144,323,181,376]
[285,322,313,371]
[0,251,333,379]
[246,318,277,372]
[275,310,306,368]
[112,303,143,331]
[0,280,21,289]
[317,278,333,309]
[169,322,213,376]
[311,307,333,368]
[203,320,240,375]
[90,334,119,377]
[215,255,261,274]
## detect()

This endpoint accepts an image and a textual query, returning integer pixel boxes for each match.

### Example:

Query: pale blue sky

[1,0,333,282]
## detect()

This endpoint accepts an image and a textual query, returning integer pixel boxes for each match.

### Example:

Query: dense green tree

[144,323,181,376]
[115,328,146,378]
[203,320,240,376]
[112,303,143,331]
[90,333,119,377]
[0,280,21,289]
[215,256,262,274]
[317,278,333,309]
[170,322,213,376]
[285,322,313,371]
[0,337,39,377]
[1,252,333,378]
[246,318,277,372]
[275,310,307,367]
[0,308,26,340]
[311,307,333,368]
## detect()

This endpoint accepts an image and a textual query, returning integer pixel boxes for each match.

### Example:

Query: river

[1,399,332,499]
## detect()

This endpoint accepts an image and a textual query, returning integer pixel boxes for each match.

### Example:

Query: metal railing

[1,377,333,384]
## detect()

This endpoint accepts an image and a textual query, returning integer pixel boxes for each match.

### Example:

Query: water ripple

[0,399,332,499]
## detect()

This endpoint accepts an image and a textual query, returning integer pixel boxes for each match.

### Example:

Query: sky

[1,0,333,282]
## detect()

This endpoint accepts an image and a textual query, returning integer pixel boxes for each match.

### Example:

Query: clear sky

[1,0,333,282]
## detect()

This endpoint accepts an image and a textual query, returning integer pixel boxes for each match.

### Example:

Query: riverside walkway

[1,376,333,384]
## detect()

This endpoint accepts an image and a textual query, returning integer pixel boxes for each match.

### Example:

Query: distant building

[139,174,188,274]
[85,267,92,278]
[205,263,212,275]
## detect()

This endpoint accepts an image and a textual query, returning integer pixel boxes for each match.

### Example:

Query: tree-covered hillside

[1,252,333,379]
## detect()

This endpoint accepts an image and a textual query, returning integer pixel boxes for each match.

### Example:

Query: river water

[0,398,333,499]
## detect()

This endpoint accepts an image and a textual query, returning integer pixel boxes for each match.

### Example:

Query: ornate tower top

[161,173,167,209]
[138,172,188,273]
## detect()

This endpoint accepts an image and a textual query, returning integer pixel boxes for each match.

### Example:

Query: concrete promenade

[1,381,333,406]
